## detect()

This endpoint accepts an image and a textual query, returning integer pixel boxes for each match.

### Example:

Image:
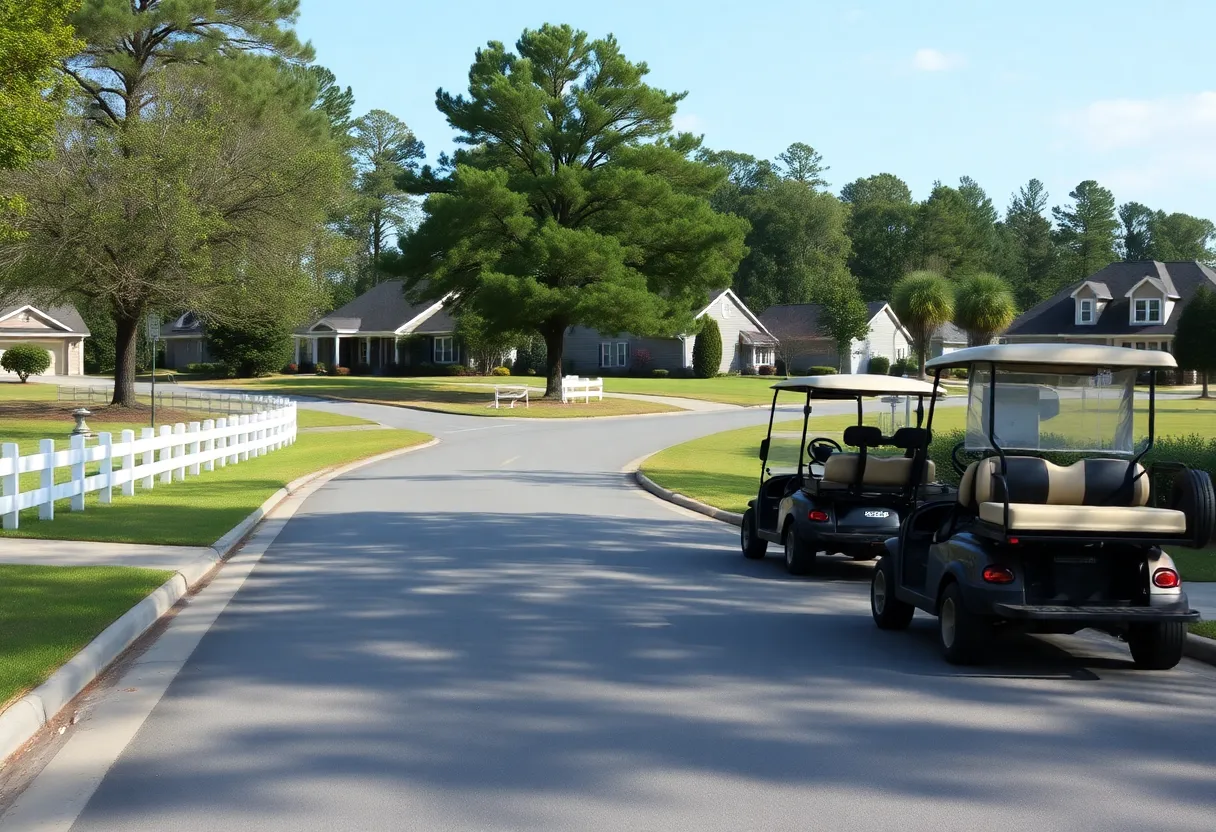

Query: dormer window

[1133,298,1161,324]
[1078,299,1094,324]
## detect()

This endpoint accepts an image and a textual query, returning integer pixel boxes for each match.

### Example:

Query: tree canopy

[1053,180,1119,281]
[954,272,1016,346]
[997,179,1058,310]
[1173,285,1216,398]
[351,110,425,288]
[892,271,954,377]
[398,24,747,395]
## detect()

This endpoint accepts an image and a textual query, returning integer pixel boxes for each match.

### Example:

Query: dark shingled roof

[934,322,968,344]
[1004,261,1216,338]
[0,299,89,335]
[760,301,890,339]
[299,280,448,334]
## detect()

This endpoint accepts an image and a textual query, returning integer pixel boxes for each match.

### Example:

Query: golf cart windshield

[966,365,1136,454]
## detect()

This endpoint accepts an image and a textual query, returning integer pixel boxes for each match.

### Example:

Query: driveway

[4,399,1216,832]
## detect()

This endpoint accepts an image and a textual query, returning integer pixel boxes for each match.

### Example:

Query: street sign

[146,312,161,342]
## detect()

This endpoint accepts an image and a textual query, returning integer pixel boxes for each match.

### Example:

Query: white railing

[561,375,603,404]
[0,397,296,530]
[490,385,530,409]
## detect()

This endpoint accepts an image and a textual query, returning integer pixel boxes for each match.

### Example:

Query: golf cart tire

[938,582,990,665]
[741,509,768,560]
[1171,468,1216,549]
[784,524,816,576]
[871,557,914,630]
[1127,622,1187,670]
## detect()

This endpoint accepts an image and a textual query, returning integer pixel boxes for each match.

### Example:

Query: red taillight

[808,510,830,522]
[1152,568,1180,589]
[982,565,1015,584]
[1007,538,1019,545]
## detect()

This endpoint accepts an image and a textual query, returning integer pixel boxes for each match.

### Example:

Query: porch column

[365,336,372,368]
[310,336,317,364]
[394,338,400,364]
[293,337,301,365]
[334,334,342,368]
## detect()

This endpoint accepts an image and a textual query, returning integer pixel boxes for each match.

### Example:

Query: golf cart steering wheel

[951,441,982,477]
[808,437,843,464]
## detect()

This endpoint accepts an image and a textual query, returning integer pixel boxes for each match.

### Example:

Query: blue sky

[297,0,1216,221]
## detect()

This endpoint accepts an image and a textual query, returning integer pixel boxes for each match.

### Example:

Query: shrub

[867,356,890,375]
[314,362,328,375]
[692,318,722,378]
[775,358,787,376]
[298,361,316,374]
[951,368,968,380]
[382,361,406,377]
[741,365,757,376]
[443,364,471,376]
[352,362,373,376]
[889,357,914,377]
[332,365,351,376]
[526,368,537,376]
[281,363,298,375]
[184,362,227,376]
[758,364,776,376]
[0,344,51,381]
[807,365,838,376]
[491,366,511,376]
[206,317,293,378]
[651,368,669,378]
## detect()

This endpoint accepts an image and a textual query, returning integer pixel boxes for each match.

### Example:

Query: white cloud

[911,48,966,72]
[1061,92,1216,195]
[671,113,704,134]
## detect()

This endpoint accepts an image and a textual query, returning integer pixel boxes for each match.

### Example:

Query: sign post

[145,313,160,428]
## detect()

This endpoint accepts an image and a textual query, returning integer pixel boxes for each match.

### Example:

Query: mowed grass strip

[0,564,173,709]
[1191,621,1216,639]
[0,427,431,545]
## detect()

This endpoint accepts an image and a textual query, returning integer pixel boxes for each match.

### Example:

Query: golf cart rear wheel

[938,582,990,665]
[784,525,816,575]
[1170,468,1216,549]
[1127,622,1186,670]
[741,509,767,560]
[871,557,914,630]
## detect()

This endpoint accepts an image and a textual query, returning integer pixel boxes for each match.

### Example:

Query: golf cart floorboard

[992,603,1199,622]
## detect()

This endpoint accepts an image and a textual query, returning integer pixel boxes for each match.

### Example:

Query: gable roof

[696,288,774,337]
[934,322,968,344]
[299,280,449,335]
[1071,280,1113,300]
[0,301,89,335]
[1005,260,1216,339]
[760,300,904,341]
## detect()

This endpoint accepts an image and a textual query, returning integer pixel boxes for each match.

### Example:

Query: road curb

[1184,632,1216,666]
[0,436,439,765]
[632,468,744,528]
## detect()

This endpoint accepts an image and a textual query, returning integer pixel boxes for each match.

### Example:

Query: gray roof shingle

[0,299,89,335]
[299,281,448,335]
[760,301,890,339]
[1004,261,1216,338]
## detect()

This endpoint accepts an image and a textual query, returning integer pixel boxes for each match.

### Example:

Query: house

[758,301,913,374]
[1000,260,1216,354]
[930,322,969,357]
[562,289,778,375]
[0,300,89,377]
[293,280,458,371]
[160,312,213,369]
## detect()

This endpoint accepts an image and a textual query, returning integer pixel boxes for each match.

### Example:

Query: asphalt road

[15,400,1216,831]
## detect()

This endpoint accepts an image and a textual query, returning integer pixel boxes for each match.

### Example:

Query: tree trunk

[915,331,927,378]
[541,320,566,399]
[112,310,141,407]
[1203,370,1210,399]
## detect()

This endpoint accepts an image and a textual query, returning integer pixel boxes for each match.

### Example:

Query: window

[896,348,906,360]
[1121,341,1133,348]
[433,336,455,364]
[600,342,629,368]
[722,300,732,318]
[1078,299,1094,324]
[1135,342,1146,350]
[1133,298,1162,323]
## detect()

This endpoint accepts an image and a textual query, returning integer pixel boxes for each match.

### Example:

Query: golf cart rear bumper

[991,603,1200,623]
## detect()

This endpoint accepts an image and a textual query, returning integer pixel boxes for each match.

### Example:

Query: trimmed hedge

[0,344,50,382]
[692,318,722,378]
[491,366,511,376]
[651,368,669,378]
[803,365,838,376]
[867,356,890,375]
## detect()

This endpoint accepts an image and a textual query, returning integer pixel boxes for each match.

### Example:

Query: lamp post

[146,312,161,428]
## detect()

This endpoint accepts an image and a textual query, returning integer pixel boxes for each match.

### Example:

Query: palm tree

[955,272,1017,347]
[892,270,954,377]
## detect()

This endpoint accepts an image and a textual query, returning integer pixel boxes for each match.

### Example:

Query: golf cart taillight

[1152,568,1181,589]
[982,566,1015,584]
[808,510,830,522]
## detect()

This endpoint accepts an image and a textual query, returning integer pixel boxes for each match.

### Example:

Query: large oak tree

[399,25,747,396]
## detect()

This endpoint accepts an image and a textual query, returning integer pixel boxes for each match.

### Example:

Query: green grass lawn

[0,426,431,545]
[295,408,375,428]
[0,564,173,709]
[190,375,677,417]
[1191,621,1216,639]
[0,382,56,401]
[1171,548,1216,582]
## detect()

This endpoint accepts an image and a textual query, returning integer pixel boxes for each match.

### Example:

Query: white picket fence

[561,375,604,404]
[0,396,296,530]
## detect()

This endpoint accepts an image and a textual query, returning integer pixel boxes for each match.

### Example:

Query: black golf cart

[740,374,952,574]
[871,344,1214,668]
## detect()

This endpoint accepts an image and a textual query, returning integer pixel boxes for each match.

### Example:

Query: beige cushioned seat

[959,455,1187,534]
[823,454,935,487]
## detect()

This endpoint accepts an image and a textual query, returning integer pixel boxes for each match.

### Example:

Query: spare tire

[1170,468,1215,549]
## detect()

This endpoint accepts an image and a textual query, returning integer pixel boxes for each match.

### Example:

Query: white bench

[491,385,530,409]
[561,375,603,404]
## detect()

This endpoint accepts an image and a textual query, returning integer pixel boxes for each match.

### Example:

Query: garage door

[0,342,59,376]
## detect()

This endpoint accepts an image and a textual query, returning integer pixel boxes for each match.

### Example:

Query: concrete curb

[0,436,439,764]
[1184,632,1216,666]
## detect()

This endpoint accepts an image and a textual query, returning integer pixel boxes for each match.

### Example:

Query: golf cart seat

[958,456,1187,534]
[820,426,935,488]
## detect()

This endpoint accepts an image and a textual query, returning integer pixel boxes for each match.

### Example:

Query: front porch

[739,330,777,371]
[293,331,463,374]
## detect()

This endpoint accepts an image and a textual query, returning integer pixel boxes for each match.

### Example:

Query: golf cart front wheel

[938,582,990,665]
[784,526,816,575]
[1127,622,1186,670]
[741,509,767,560]
[871,557,914,630]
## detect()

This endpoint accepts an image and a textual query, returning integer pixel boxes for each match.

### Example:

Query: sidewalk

[0,538,211,572]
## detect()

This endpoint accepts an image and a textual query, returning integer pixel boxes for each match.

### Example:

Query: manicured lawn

[1191,621,1216,639]
[1172,548,1216,582]
[0,564,173,709]
[190,375,678,417]
[0,382,56,402]
[296,408,376,428]
[0,427,431,545]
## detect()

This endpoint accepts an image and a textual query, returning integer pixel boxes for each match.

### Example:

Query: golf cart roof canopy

[771,374,940,399]
[925,343,1177,371]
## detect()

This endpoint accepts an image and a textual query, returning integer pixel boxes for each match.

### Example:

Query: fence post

[142,427,156,490]
[216,418,228,467]
[2,443,20,529]
[39,438,55,520]
[202,419,215,472]
[188,421,201,476]
[121,430,136,497]
[159,425,173,485]
[254,413,265,457]
[173,423,186,481]
[99,432,113,505]
[239,415,250,463]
